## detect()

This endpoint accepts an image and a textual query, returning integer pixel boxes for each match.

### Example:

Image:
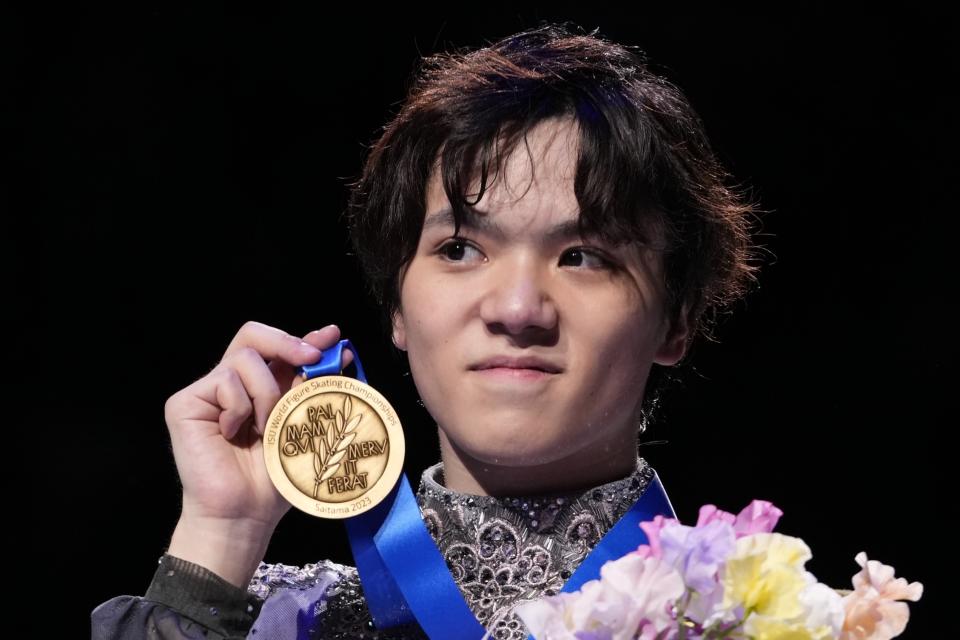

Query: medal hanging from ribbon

[263,339,405,519]
[264,340,676,639]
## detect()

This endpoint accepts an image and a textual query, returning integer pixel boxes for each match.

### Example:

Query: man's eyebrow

[422,207,592,242]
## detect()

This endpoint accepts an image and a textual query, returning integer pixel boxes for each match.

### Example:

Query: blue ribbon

[346,474,488,637]
[300,339,485,636]
[300,338,368,383]
[560,472,675,594]
[302,339,677,639]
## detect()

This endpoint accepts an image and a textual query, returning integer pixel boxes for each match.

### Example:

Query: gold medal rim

[263,375,405,520]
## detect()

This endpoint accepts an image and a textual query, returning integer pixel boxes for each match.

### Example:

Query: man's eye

[560,248,614,269]
[437,239,484,262]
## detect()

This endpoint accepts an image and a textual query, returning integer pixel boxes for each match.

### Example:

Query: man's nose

[479,254,559,336]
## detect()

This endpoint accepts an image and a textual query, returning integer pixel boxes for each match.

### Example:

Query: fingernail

[310,325,335,335]
[300,342,320,352]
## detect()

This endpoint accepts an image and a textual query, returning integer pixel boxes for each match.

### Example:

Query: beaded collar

[413,458,655,637]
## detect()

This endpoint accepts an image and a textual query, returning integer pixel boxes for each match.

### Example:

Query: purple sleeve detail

[248,571,339,639]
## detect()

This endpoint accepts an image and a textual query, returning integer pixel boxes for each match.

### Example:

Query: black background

[26,5,950,637]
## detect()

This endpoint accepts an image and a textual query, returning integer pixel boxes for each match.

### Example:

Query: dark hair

[346,22,766,429]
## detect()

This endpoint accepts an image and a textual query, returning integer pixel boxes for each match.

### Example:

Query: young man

[92,23,761,640]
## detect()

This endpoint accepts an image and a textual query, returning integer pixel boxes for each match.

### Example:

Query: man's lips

[471,367,556,382]
[469,355,563,373]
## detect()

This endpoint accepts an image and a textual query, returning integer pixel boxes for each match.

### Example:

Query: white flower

[516,553,685,640]
[798,572,845,637]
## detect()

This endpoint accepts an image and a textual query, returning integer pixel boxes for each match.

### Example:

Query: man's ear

[653,303,692,366]
[391,307,407,351]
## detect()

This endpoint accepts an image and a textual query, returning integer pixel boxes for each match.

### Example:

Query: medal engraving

[264,375,405,519]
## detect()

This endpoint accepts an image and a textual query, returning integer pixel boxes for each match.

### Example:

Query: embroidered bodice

[247,458,655,639]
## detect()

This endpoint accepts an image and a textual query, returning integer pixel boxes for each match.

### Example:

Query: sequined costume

[91,458,657,639]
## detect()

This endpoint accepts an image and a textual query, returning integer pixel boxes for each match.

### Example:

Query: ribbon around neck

[300,339,485,635]
[302,339,677,639]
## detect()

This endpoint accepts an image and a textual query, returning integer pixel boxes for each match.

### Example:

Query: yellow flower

[721,533,813,620]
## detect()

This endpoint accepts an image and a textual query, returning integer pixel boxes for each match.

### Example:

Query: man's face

[392,116,689,472]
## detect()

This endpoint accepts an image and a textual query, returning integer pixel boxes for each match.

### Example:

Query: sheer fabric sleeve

[90,553,264,640]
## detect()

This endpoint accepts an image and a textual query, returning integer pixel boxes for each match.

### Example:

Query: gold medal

[264,373,405,519]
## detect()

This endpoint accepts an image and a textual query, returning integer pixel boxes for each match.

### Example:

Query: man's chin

[452,437,574,469]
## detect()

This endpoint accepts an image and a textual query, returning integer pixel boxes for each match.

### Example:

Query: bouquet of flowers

[515,500,923,640]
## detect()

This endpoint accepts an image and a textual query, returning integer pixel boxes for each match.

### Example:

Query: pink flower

[696,500,783,538]
[635,515,679,559]
[732,500,783,538]
[839,551,924,640]
[695,504,736,528]
[634,500,781,561]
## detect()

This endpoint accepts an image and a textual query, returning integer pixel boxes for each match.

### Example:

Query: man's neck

[436,428,639,497]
